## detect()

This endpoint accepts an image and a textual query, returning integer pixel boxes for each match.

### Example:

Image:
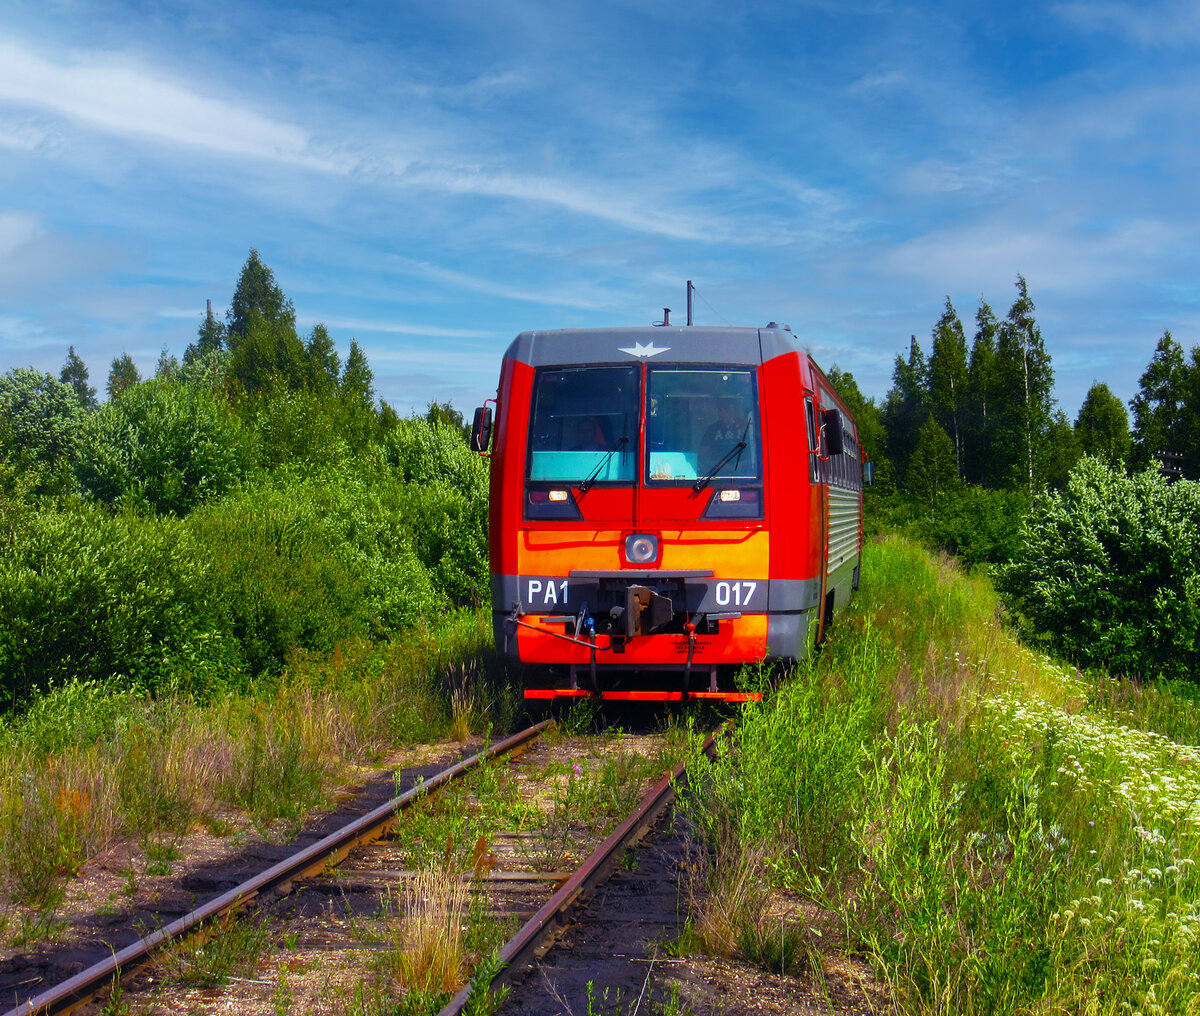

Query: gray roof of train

[504,326,807,367]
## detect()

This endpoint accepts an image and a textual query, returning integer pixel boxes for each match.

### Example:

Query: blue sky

[1,0,1197,418]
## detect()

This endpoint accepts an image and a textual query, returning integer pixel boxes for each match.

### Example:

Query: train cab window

[527,366,639,483]
[645,368,760,484]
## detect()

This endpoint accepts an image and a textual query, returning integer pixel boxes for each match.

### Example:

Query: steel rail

[436,726,725,1016]
[4,720,553,1016]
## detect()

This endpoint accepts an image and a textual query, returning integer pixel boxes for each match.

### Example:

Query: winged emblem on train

[617,341,670,358]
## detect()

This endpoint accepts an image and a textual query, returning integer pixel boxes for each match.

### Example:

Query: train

[470,322,869,702]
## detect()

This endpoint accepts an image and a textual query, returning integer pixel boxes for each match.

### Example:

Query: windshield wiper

[694,440,747,491]
[579,435,628,493]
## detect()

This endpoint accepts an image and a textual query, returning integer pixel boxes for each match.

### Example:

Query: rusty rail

[437,726,724,1016]
[4,720,553,1016]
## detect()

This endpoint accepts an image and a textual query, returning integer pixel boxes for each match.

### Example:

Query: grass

[0,608,505,924]
[680,535,1200,1015]
[163,911,273,987]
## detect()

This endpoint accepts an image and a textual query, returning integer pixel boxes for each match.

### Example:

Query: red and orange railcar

[471,323,867,702]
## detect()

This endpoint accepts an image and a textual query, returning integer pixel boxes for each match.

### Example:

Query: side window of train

[804,397,818,483]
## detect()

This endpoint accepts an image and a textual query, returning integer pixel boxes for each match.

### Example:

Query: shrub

[381,418,489,606]
[0,503,239,703]
[0,367,85,495]
[76,377,260,515]
[999,456,1200,680]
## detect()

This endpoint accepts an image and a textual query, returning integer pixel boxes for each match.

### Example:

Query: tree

[907,416,959,517]
[60,346,97,411]
[1042,409,1082,490]
[225,250,306,392]
[226,249,296,342]
[1076,382,1131,470]
[424,401,469,442]
[993,276,1055,494]
[156,345,180,379]
[928,297,969,478]
[1129,331,1188,472]
[185,302,227,364]
[999,459,1200,681]
[305,324,340,395]
[881,335,929,482]
[965,300,1000,485]
[340,339,374,409]
[107,353,141,400]
[0,367,85,493]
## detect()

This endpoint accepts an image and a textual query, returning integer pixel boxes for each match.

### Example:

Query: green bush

[0,503,240,703]
[184,470,446,672]
[869,483,1028,567]
[999,457,1200,680]
[76,378,260,515]
[381,419,489,606]
[0,367,85,495]
[0,408,489,703]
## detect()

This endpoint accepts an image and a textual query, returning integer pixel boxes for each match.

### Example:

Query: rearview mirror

[471,406,493,453]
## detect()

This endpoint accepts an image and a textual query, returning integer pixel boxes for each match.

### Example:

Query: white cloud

[0,211,40,259]
[295,315,495,340]
[389,256,620,311]
[880,212,1188,296]
[0,38,343,170]
[1053,0,1200,47]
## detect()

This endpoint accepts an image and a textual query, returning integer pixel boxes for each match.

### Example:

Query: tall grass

[0,611,496,916]
[682,535,1200,1015]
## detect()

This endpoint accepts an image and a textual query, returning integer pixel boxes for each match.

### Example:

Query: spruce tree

[1129,330,1188,471]
[340,339,374,409]
[881,335,929,482]
[107,353,141,401]
[224,250,305,391]
[907,416,958,519]
[928,297,969,479]
[305,323,340,395]
[1076,382,1131,470]
[965,300,1000,485]
[994,275,1054,494]
[59,345,97,411]
[155,345,180,379]
[185,302,226,364]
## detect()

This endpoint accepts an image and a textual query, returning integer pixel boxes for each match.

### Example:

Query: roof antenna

[686,280,694,326]
[654,308,671,326]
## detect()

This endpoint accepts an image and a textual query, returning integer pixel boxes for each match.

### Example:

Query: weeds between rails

[6,723,691,1016]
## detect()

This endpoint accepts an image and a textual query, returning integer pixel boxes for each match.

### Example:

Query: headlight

[702,488,763,520]
[624,533,659,564]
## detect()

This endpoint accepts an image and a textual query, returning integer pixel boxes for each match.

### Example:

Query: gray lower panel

[766,609,817,662]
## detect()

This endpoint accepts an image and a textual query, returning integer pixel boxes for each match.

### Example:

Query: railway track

[3,720,713,1016]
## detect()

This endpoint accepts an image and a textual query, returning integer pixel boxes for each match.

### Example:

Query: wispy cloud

[295,315,496,340]
[1053,0,1200,47]
[879,211,1189,295]
[0,37,342,169]
[0,211,39,259]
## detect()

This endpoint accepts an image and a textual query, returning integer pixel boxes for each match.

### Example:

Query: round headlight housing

[624,533,659,564]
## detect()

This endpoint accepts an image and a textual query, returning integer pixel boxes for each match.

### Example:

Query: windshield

[527,366,639,483]
[645,368,760,484]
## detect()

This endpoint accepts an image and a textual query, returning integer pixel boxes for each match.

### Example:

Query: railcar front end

[471,324,865,702]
